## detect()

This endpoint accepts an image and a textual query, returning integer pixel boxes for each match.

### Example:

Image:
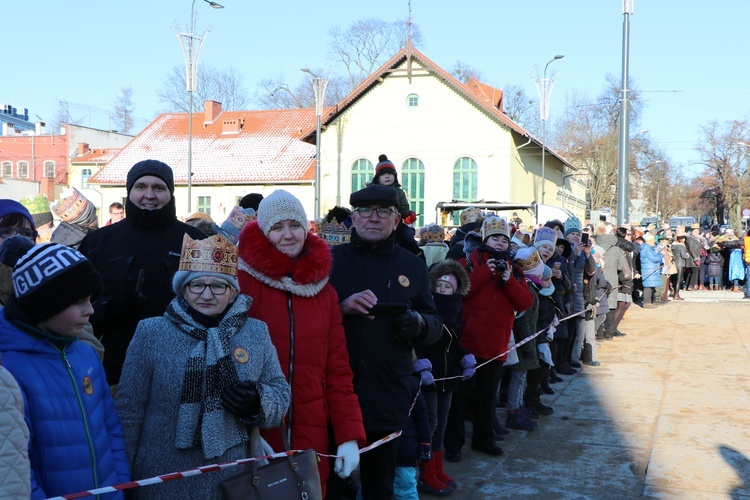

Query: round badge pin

[233,347,249,364]
[83,376,94,395]
[398,275,410,287]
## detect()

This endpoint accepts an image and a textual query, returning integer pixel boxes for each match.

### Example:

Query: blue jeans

[708,276,719,286]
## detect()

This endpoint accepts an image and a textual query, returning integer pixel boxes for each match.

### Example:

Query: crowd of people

[1,156,750,500]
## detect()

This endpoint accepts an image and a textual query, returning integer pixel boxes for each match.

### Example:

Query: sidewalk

[446,298,750,498]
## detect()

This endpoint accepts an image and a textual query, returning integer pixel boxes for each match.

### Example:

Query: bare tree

[112,87,135,134]
[254,74,350,109]
[158,63,250,113]
[502,84,537,130]
[450,60,485,84]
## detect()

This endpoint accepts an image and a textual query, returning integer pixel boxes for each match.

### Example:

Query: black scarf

[124,196,177,229]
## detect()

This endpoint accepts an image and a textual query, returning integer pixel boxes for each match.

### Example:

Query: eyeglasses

[187,281,229,295]
[354,207,396,219]
[0,227,36,240]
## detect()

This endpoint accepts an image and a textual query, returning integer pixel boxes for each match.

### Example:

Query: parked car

[669,216,696,231]
[640,216,659,227]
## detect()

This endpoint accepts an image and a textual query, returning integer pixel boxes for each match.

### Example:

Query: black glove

[418,442,432,462]
[221,381,261,418]
[105,292,145,322]
[392,310,426,345]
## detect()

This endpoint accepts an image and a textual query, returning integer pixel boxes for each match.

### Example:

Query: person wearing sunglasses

[0,200,37,244]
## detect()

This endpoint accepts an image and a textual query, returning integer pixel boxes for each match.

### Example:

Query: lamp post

[617,0,634,225]
[738,142,749,231]
[301,68,330,220]
[178,0,224,213]
[535,54,564,205]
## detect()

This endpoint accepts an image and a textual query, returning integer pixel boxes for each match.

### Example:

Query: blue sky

[3,1,749,177]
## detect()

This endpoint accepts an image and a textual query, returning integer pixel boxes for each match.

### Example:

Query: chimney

[204,100,222,124]
[35,122,46,135]
[78,143,90,156]
[222,118,242,134]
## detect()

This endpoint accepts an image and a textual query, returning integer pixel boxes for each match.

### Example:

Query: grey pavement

[445,290,750,499]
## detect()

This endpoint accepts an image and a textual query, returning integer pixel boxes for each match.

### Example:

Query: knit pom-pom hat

[373,154,399,185]
[256,189,308,235]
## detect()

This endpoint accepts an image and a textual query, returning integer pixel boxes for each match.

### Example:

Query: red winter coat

[459,251,534,360]
[237,221,365,489]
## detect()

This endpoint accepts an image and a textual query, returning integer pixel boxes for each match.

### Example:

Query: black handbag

[221,424,322,500]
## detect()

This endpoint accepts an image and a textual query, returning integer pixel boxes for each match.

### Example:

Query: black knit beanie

[2,239,103,322]
[126,159,175,193]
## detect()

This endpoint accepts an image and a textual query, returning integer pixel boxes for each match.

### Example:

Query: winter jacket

[0,364,30,499]
[639,243,663,287]
[615,238,635,295]
[237,221,365,488]
[459,249,534,360]
[671,241,689,270]
[729,248,745,281]
[78,198,206,385]
[0,312,130,500]
[568,249,587,313]
[329,230,442,433]
[598,233,625,309]
[115,294,289,500]
[548,253,571,339]
[685,234,702,267]
[706,250,723,277]
[511,281,540,372]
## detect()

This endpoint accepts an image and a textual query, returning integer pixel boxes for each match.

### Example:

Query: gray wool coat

[598,233,625,310]
[115,294,290,500]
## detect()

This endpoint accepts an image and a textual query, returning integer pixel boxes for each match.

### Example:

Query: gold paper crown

[319,218,352,246]
[53,187,88,222]
[516,249,543,273]
[481,216,509,240]
[225,205,256,230]
[178,233,238,276]
[420,224,445,243]
[460,207,483,225]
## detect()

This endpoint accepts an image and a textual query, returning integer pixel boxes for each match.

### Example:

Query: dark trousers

[444,357,503,451]
[359,432,401,500]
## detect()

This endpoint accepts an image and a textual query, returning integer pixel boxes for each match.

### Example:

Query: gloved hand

[334,440,360,478]
[546,325,556,341]
[460,354,476,381]
[418,442,432,462]
[392,310,426,345]
[105,292,145,321]
[552,315,560,327]
[414,358,434,386]
[403,211,417,225]
[221,381,261,418]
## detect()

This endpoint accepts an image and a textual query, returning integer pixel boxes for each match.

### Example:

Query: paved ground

[445,290,750,499]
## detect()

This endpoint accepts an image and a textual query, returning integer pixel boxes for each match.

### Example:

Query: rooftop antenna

[405,0,414,76]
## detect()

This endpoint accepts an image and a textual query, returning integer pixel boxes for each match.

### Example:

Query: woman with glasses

[237,190,365,497]
[114,233,290,499]
[0,200,37,243]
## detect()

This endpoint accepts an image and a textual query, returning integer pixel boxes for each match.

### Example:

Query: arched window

[401,158,425,227]
[406,94,420,108]
[44,161,55,178]
[351,158,374,194]
[81,168,92,188]
[452,157,478,225]
[1,162,11,178]
[18,161,29,179]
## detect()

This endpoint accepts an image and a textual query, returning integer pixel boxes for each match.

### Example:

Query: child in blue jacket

[0,237,130,499]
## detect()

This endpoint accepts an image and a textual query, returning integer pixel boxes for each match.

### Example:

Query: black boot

[540,374,555,394]
[581,343,593,364]
[549,366,563,383]
[533,389,554,416]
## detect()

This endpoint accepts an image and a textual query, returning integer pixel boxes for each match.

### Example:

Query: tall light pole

[178,0,224,213]
[617,0,634,225]
[738,142,749,230]
[535,54,564,205]
[301,68,330,220]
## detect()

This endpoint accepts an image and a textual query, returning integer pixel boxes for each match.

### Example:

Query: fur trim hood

[237,221,332,296]
[428,259,470,296]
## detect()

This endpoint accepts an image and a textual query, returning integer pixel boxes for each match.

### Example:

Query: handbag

[221,424,322,500]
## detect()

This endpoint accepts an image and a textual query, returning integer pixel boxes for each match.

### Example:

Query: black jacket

[78,199,205,384]
[330,229,442,433]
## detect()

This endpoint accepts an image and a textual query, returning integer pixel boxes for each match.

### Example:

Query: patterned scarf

[169,294,253,459]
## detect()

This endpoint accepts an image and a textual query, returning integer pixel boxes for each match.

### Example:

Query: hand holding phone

[368,303,408,317]
[581,233,590,245]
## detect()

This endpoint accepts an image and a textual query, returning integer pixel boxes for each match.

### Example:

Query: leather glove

[105,292,144,322]
[334,440,360,479]
[460,354,476,381]
[392,310,426,345]
[414,358,434,386]
[418,442,432,462]
[221,381,261,418]
[403,211,417,225]
[546,325,556,341]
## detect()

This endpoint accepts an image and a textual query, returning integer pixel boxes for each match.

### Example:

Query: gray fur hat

[428,259,470,296]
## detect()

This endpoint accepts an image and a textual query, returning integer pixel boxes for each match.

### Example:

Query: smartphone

[581,233,589,245]
[599,214,607,222]
[553,262,561,270]
[368,303,408,316]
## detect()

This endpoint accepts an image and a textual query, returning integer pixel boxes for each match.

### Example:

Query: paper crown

[460,207,483,225]
[419,223,445,243]
[319,218,352,246]
[515,247,544,275]
[534,227,557,249]
[20,194,51,215]
[564,216,582,236]
[178,233,238,276]
[481,216,509,240]
[219,205,256,244]
[53,187,89,222]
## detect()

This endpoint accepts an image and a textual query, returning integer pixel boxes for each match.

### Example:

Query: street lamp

[617,0,634,225]
[535,54,564,205]
[301,68,330,220]
[738,142,750,230]
[178,0,224,213]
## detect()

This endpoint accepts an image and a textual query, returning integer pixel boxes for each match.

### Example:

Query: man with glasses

[79,160,205,386]
[0,200,37,244]
[106,202,125,226]
[329,184,442,499]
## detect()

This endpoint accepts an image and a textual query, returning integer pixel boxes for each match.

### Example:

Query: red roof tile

[89,108,317,186]
[73,148,121,164]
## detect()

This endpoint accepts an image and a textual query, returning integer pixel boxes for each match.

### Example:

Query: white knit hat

[257,190,308,234]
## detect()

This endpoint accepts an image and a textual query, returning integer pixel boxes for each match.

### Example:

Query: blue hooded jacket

[639,243,663,288]
[0,312,129,499]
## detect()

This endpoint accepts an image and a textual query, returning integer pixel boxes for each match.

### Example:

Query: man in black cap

[328,184,442,499]
[79,159,205,385]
